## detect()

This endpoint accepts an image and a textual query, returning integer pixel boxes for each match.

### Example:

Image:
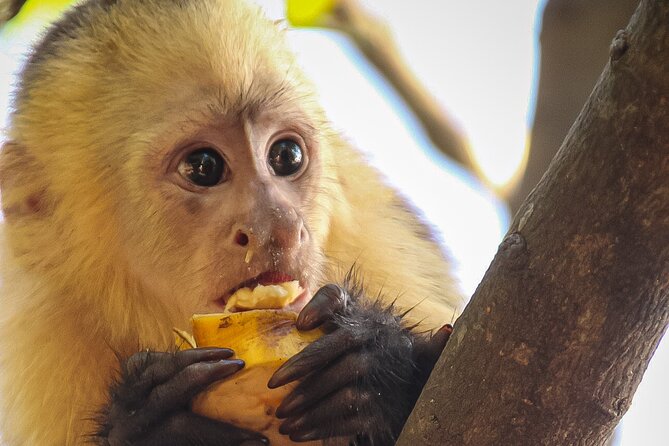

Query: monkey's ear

[0,141,49,219]
[1,0,29,27]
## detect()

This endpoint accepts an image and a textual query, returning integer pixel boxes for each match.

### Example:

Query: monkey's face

[118,100,331,319]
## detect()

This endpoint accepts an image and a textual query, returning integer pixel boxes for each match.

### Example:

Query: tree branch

[397,1,669,444]
[323,0,478,177]
[508,0,639,213]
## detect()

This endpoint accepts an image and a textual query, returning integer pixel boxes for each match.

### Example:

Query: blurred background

[0,0,666,444]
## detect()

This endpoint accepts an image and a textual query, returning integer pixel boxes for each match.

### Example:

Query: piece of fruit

[224,280,303,312]
[187,310,323,446]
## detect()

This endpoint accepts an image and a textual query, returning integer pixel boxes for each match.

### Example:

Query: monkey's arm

[95,348,268,446]
[269,284,452,445]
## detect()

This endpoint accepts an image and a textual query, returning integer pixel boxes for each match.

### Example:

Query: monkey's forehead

[28,0,287,68]
[15,0,309,122]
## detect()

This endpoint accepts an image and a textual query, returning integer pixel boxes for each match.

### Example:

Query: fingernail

[268,361,294,388]
[198,347,234,353]
[280,415,306,434]
[200,347,235,359]
[267,371,283,389]
[296,309,317,330]
[291,429,320,442]
[276,393,305,418]
[215,359,244,375]
[222,358,244,366]
[278,421,291,435]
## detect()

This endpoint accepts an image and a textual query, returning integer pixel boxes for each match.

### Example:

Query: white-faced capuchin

[0,0,464,445]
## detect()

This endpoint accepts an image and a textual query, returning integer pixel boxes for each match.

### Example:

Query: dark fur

[316,276,441,445]
[329,298,425,444]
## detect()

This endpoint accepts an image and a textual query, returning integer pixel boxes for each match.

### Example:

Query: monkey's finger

[279,386,373,437]
[129,348,235,395]
[286,415,373,443]
[124,348,233,377]
[135,411,268,446]
[276,351,372,417]
[282,407,378,442]
[296,284,349,331]
[129,359,244,430]
[121,348,235,404]
[268,330,360,388]
[414,324,453,366]
[172,347,235,367]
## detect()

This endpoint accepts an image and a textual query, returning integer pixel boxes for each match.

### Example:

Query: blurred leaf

[2,0,72,28]
[286,0,335,27]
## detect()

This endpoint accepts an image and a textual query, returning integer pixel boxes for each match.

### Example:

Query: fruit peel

[190,310,321,367]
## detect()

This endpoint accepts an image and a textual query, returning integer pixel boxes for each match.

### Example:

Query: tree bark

[509,0,640,213]
[397,1,669,445]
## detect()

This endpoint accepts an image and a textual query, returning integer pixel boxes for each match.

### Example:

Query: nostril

[299,225,308,244]
[235,230,249,247]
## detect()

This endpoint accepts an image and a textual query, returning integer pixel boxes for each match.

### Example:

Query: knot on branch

[495,232,528,272]
[498,232,527,260]
[610,29,629,61]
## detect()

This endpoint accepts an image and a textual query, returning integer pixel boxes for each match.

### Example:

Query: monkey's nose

[231,211,307,252]
[270,218,308,249]
[234,229,250,247]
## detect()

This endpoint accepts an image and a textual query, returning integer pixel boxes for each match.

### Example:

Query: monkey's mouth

[230,270,295,294]
[216,270,309,312]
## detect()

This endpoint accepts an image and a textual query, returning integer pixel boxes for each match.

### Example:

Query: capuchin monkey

[0,0,463,445]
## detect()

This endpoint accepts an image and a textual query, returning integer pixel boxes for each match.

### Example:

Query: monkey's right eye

[178,148,227,187]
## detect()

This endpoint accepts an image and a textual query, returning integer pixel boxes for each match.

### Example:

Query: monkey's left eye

[178,148,227,187]
[268,139,304,176]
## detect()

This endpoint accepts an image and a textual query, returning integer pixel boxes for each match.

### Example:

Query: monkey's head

[1,0,341,326]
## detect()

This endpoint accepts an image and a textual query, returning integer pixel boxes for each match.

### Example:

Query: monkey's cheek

[202,299,228,314]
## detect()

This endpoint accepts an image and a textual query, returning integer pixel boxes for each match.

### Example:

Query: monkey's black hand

[96,348,268,446]
[269,284,452,445]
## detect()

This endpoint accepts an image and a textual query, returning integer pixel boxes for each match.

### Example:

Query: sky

[0,0,666,443]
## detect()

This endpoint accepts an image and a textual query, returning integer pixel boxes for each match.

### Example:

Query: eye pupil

[268,139,303,176]
[179,148,226,187]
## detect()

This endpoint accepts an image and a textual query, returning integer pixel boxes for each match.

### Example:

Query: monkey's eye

[268,139,304,176]
[178,148,227,187]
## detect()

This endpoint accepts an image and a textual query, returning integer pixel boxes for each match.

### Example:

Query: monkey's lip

[215,270,306,310]
[232,270,295,293]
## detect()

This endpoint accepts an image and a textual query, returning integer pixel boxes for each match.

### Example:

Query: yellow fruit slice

[188,310,323,446]
[191,309,320,366]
